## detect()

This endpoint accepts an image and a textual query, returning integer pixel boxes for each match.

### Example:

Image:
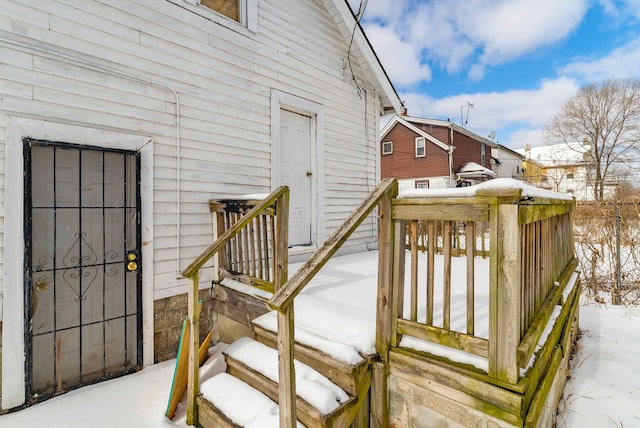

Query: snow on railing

[391,178,577,384]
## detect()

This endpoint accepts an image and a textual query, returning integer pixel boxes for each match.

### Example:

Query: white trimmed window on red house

[382,141,393,155]
[415,137,425,158]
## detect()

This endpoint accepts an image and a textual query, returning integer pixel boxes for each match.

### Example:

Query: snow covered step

[221,337,361,428]
[252,322,372,397]
[198,373,306,428]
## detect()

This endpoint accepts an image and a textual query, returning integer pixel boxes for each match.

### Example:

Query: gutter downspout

[449,122,455,188]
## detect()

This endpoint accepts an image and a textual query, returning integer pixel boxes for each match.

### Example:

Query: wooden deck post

[487,193,522,384]
[186,271,200,426]
[372,180,397,428]
[274,190,295,428]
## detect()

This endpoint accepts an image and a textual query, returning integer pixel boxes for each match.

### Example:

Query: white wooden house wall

[0,0,399,409]
[491,145,524,180]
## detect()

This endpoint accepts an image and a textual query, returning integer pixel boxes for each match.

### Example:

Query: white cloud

[400,78,580,148]
[560,36,640,81]
[622,0,640,17]
[467,0,588,66]
[502,128,547,149]
[362,24,432,88]
[351,0,409,24]
[361,0,588,78]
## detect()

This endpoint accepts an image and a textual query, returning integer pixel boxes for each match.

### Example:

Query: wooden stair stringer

[197,394,242,428]
[225,353,360,428]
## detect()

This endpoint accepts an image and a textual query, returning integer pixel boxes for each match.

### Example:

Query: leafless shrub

[574,197,640,304]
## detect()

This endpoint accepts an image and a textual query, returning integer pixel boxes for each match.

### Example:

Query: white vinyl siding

[0,0,383,300]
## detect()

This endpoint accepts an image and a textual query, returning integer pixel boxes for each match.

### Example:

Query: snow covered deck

[182,178,580,427]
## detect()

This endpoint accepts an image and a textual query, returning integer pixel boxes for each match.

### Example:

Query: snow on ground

[0,343,228,428]
[557,299,640,427]
[0,251,638,427]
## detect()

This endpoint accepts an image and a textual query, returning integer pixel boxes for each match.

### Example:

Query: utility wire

[347,0,367,99]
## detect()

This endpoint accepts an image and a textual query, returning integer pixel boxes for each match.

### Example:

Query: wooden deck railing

[182,179,576,426]
[268,177,398,428]
[209,196,278,292]
[181,186,290,426]
[389,187,576,384]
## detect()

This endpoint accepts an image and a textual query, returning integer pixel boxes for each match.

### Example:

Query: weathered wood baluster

[410,220,419,321]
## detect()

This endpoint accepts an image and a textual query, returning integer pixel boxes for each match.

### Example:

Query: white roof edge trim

[380,115,450,152]
[402,116,498,147]
[332,0,403,114]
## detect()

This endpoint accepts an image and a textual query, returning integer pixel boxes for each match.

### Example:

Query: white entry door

[279,109,312,247]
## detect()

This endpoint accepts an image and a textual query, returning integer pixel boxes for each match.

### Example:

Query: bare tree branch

[546,78,640,201]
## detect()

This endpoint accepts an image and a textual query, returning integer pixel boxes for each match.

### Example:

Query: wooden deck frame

[388,187,578,426]
[184,180,577,427]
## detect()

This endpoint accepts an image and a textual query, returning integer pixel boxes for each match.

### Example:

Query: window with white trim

[382,141,393,155]
[184,0,257,30]
[415,137,425,158]
[481,144,486,165]
[415,180,429,189]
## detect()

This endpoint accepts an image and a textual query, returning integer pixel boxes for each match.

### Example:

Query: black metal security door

[24,139,142,402]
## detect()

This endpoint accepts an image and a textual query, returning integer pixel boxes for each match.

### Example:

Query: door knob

[126,251,139,272]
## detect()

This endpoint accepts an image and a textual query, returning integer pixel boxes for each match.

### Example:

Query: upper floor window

[202,0,240,21]
[415,137,426,158]
[382,141,393,155]
[185,0,257,31]
[567,173,574,179]
[481,144,486,165]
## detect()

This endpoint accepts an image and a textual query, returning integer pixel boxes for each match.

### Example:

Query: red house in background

[380,115,497,191]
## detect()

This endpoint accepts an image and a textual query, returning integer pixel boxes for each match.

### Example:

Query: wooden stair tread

[252,323,372,396]
[222,337,350,416]
[199,373,305,427]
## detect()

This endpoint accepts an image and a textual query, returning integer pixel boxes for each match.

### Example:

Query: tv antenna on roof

[460,102,474,128]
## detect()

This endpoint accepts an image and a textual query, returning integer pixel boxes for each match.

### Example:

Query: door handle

[126,251,139,272]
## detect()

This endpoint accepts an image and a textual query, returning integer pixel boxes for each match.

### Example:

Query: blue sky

[349,0,640,149]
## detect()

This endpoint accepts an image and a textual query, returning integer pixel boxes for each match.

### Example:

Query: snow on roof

[399,178,575,201]
[457,162,496,177]
[516,142,591,167]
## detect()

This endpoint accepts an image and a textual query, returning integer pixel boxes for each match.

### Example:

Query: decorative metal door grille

[24,139,142,402]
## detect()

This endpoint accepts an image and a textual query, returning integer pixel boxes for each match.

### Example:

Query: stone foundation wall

[153,290,217,363]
